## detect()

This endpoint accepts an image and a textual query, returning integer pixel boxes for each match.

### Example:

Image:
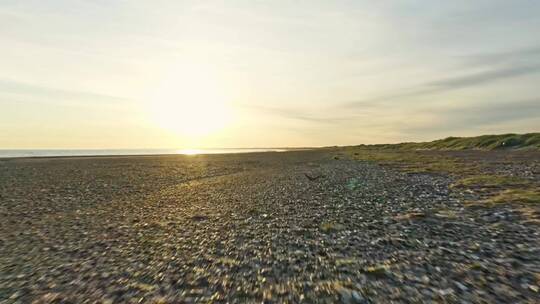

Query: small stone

[351,291,367,303]
[9,291,22,299]
[437,288,454,296]
[339,289,353,304]
[190,215,209,221]
[455,282,468,292]
[338,288,366,304]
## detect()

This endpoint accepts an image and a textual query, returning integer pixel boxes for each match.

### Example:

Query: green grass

[484,189,540,204]
[347,149,479,176]
[344,133,540,206]
[451,175,530,189]
[422,133,540,150]
[355,132,540,151]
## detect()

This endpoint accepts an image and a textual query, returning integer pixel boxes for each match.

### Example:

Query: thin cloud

[0,79,129,104]
[343,45,540,108]
[428,65,540,88]
[240,104,365,124]
[458,45,540,66]
[403,99,540,135]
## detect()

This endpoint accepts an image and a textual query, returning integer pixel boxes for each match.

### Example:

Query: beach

[1,149,539,303]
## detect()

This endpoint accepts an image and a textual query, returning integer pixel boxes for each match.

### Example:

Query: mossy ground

[485,189,540,204]
[451,175,530,189]
[343,145,539,206]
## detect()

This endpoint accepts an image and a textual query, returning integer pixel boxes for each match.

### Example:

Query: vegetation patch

[353,132,540,151]
[320,222,346,233]
[451,175,530,189]
[346,178,361,190]
[129,282,157,292]
[347,149,479,176]
[362,265,390,278]
[216,257,240,266]
[394,212,426,221]
[484,189,540,204]
[335,257,359,266]
[344,136,539,207]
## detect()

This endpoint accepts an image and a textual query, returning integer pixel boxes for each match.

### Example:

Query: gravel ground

[1,150,539,303]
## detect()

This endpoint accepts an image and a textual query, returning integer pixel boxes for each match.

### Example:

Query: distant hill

[359,133,540,151]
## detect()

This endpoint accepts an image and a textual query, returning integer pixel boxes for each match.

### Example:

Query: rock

[339,288,353,304]
[189,215,209,221]
[437,288,454,296]
[455,282,468,292]
[339,288,367,304]
[351,290,368,303]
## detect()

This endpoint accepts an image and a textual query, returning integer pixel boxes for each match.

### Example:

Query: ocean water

[0,148,288,158]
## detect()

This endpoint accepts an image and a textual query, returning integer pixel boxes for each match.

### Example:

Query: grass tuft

[484,189,540,204]
[451,175,530,189]
[320,222,345,233]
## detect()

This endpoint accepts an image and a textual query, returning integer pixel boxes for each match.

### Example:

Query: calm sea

[0,148,289,158]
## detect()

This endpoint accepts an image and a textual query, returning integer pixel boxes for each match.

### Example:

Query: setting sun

[146,64,234,138]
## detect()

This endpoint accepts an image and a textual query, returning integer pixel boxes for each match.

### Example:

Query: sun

[150,92,232,137]
[146,66,234,138]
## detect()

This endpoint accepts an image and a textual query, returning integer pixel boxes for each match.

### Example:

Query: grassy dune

[359,133,540,151]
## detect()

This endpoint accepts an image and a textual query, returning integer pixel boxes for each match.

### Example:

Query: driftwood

[304,173,323,181]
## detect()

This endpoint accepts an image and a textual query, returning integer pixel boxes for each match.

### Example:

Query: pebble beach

[1,150,539,303]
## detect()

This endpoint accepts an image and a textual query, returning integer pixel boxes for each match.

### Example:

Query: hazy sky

[1,1,539,148]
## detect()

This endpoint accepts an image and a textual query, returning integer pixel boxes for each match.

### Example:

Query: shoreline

[0,148,315,161]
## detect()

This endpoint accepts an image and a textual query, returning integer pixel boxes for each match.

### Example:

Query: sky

[1,0,539,149]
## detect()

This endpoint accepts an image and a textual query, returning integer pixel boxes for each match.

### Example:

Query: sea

[0,148,289,158]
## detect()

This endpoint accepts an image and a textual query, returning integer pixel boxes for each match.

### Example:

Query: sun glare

[177,149,201,155]
[146,64,234,138]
